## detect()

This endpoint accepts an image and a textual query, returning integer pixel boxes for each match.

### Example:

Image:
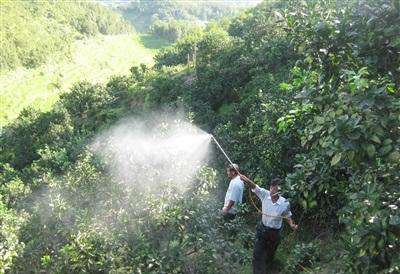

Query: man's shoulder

[279,196,290,205]
[234,177,244,187]
[257,185,269,193]
[229,177,243,189]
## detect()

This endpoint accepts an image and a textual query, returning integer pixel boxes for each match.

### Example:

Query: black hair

[270,177,282,187]
[227,164,239,174]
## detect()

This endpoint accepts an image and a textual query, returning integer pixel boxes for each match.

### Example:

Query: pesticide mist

[91,114,212,195]
[9,113,232,273]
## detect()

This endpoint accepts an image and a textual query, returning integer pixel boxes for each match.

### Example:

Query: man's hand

[286,218,298,230]
[239,173,256,189]
[239,174,250,182]
[222,206,229,214]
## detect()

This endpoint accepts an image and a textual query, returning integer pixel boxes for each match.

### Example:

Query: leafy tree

[0,0,132,70]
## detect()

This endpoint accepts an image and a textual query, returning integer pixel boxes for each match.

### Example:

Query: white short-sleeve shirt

[224,175,244,214]
[252,185,292,229]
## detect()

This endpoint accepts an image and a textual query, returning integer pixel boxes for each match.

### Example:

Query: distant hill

[116,0,261,33]
[0,0,132,70]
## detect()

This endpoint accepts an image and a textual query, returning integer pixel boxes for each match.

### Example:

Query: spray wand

[210,135,237,171]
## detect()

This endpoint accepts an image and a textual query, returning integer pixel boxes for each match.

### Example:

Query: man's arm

[223,182,242,213]
[222,200,235,214]
[283,203,298,230]
[239,174,257,189]
[286,218,298,230]
[239,173,268,200]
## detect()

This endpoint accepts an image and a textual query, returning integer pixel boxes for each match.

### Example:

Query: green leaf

[311,125,323,134]
[315,116,325,124]
[349,83,356,93]
[386,83,396,93]
[305,55,313,64]
[301,199,307,210]
[389,151,400,162]
[380,145,392,155]
[331,153,342,166]
[370,135,381,144]
[347,150,355,161]
[309,200,317,208]
[374,127,385,136]
[279,82,292,91]
[366,144,376,158]
[348,131,361,140]
[383,139,393,146]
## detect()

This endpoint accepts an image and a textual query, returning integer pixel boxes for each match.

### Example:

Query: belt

[260,222,281,232]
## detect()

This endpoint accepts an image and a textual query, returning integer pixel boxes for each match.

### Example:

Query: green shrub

[284,242,321,273]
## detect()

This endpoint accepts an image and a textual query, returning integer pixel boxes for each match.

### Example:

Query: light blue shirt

[252,185,292,229]
[224,176,244,214]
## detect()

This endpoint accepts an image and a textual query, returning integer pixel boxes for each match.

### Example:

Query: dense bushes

[154,32,203,68]
[0,0,131,70]
[276,2,400,272]
[150,19,202,43]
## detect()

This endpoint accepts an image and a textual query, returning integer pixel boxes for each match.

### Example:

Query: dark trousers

[223,213,236,221]
[253,223,280,274]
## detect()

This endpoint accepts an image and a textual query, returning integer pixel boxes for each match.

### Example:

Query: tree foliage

[0,0,132,70]
[117,0,252,32]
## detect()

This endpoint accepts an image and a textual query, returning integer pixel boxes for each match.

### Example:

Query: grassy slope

[0,34,168,126]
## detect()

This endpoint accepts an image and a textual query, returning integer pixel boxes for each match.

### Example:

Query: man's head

[269,177,282,197]
[226,164,239,179]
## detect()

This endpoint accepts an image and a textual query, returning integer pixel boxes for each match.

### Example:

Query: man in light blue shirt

[240,174,298,274]
[222,164,244,220]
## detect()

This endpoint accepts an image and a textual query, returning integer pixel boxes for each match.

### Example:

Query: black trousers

[223,212,236,221]
[253,223,281,274]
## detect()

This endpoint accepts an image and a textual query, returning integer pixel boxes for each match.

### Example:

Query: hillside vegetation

[117,0,260,41]
[1,0,399,273]
[0,34,158,125]
[0,0,131,70]
[0,0,169,126]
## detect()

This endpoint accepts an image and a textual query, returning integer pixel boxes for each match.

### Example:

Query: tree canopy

[0,0,132,70]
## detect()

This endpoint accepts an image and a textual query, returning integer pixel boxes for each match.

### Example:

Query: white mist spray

[91,114,212,195]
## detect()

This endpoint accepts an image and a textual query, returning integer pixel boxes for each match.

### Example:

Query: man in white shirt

[222,164,244,220]
[239,174,298,274]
